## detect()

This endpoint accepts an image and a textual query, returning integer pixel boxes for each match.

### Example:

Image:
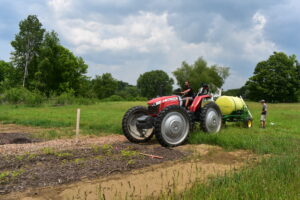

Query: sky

[0,0,299,89]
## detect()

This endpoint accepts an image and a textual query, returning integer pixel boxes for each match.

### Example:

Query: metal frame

[222,96,253,123]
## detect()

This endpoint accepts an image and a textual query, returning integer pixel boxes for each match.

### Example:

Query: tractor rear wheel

[122,106,154,143]
[200,102,222,133]
[155,105,192,147]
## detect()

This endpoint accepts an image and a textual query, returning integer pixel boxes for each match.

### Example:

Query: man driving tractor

[181,81,194,108]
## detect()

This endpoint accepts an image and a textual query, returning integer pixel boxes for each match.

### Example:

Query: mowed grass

[0,102,145,137]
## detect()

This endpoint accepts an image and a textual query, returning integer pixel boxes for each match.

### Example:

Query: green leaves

[173,57,229,92]
[92,73,118,99]
[137,70,174,98]
[11,15,45,87]
[36,31,88,96]
[246,52,300,102]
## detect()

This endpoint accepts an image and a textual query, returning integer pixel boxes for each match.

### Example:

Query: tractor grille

[148,105,159,114]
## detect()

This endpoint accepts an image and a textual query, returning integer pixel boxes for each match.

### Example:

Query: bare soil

[0,133,39,145]
[0,142,187,196]
[0,124,259,200]
[0,124,126,155]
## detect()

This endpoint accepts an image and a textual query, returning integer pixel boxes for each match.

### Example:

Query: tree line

[1,15,298,104]
[0,15,229,104]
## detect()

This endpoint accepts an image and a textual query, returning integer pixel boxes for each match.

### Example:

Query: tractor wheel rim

[128,114,153,139]
[206,108,221,133]
[248,120,252,128]
[161,112,189,145]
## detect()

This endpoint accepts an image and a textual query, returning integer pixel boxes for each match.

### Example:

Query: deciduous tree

[246,52,300,102]
[173,58,229,92]
[11,15,45,87]
[92,73,118,99]
[137,70,174,99]
[36,31,88,95]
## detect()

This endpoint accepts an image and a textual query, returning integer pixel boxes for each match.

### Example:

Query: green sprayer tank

[215,96,245,115]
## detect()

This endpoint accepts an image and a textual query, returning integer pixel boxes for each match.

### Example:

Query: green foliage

[11,15,45,87]
[50,91,96,105]
[1,87,44,105]
[173,58,229,91]
[102,95,124,102]
[0,171,10,181]
[223,86,247,97]
[73,158,85,164]
[121,150,139,157]
[36,31,88,96]
[246,52,300,102]
[55,152,73,158]
[0,169,25,183]
[53,91,76,105]
[9,16,88,96]
[116,85,141,99]
[92,73,118,99]
[173,57,229,92]
[137,70,174,98]
[101,144,113,155]
[42,147,55,155]
[0,60,17,92]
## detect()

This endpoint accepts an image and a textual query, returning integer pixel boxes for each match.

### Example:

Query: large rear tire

[200,102,222,133]
[155,105,192,147]
[122,106,154,143]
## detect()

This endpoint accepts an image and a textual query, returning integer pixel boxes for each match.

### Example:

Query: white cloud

[253,12,266,30]
[45,2,277,89]
[48,0,72,14]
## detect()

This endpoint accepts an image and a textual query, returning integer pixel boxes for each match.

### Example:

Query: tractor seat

[182,96,194,107]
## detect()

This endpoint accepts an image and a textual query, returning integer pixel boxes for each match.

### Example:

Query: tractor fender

[189,95,212,112]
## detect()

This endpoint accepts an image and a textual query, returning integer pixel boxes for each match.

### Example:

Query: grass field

[0,101,300,199]
[0,102,145,138]
[183,102,300,200]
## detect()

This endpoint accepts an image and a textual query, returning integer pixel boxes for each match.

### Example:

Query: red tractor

[122,88,222,147]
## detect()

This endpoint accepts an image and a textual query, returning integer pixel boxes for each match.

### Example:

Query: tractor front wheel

[122,106,154,143]
[200,102,222,133]
[155,105,192,147]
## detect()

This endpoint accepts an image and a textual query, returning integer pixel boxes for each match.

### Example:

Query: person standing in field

[260,100,267,128]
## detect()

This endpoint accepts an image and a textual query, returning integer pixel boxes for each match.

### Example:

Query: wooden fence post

[76,108,80,142]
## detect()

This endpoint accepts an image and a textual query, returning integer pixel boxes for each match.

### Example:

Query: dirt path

[0,124,126,155]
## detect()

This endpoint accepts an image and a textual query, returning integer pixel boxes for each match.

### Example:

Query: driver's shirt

[184,86,193,97]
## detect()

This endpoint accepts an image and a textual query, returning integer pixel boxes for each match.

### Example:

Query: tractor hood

[147,95,179,106]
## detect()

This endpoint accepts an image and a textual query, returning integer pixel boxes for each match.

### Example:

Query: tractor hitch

[136,116,154,129]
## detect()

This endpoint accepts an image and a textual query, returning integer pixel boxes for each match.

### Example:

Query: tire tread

[122,106,154,143]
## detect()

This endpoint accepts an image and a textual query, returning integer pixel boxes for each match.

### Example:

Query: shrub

[74,96,97,105]
[1,87,28,104]
[1,87,44,105]
[25,91,44,106]
[54,92,76,105]
[133,96,148,101]
[102,95,124,102]
[100,95,147,102]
